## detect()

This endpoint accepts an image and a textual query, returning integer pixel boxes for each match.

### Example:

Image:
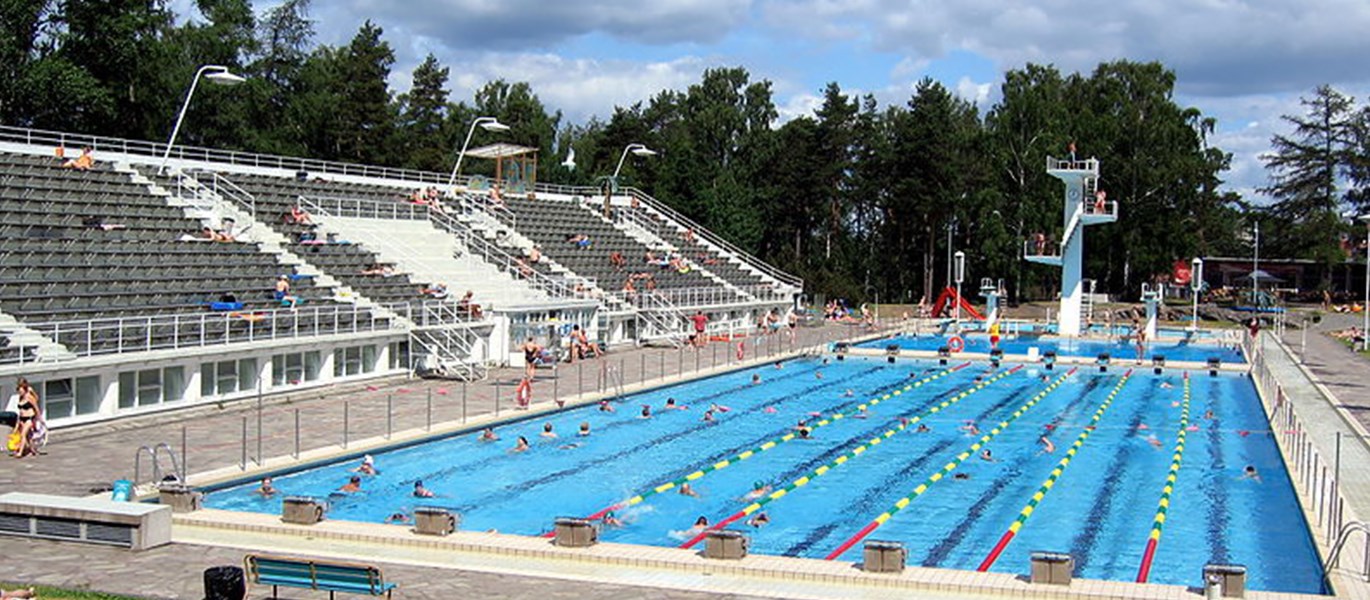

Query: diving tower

[1023,156,1118,336]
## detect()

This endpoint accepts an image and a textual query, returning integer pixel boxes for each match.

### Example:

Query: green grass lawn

[0,583,143,600]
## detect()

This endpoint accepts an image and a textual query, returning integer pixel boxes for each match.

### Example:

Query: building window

[272,351,321,386]
[388,341,410,370]
[333,345,378,378]
[118,367,186,409]
[42,376,101,421]
[200,358,259,397]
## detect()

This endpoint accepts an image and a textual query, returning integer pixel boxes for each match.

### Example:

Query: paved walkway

[3,323,878,599]
[1279,313,1370,433]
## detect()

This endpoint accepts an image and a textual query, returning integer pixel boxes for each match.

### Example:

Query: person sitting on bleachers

[360,263,395,277]
[81,215,126,231]
[488,184,505,207]
[283,205,314,226]
[694,251,718,266]
[644,251,669,268]
[609,251,627,270]
[458,290,484,319]
[515,257,534,277]
[566,233,591,248]
[621,277,638,300]
[682,228,697,244]
[61,146,94,170]
[527,245,542,264]
[273,276,299,308]
[420,282,449,300]
[216,217,239,242]
[668,253,690,273]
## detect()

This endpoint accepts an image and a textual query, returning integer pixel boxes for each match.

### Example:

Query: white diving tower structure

[1024,156,1118,336]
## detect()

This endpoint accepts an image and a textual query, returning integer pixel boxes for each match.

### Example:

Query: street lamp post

[1191,257,1204,332]
[1253,220,1260,308]
[612,143,657,181]
[954,251,966,326]
[446,116,511,189]
[159,65,246,173]
[1361,214,1369,351]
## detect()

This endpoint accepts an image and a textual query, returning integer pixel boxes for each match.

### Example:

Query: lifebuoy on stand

[948,335,965,354]
[736,341,745,361]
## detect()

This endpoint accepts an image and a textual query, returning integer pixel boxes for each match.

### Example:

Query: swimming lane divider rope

[539,362,974,537]
[1135,371,1191,583]
[822,367,1080,560]
[680,364,1026,550]
[975,369,1135,572]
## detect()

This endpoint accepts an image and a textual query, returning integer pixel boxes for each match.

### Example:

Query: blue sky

[235,0,1370,202]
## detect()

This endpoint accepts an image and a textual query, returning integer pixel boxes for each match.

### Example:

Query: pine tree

[396,54,450,170]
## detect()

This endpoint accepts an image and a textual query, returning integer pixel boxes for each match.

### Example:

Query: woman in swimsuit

[13,378,40,458]
[521,337,541,379]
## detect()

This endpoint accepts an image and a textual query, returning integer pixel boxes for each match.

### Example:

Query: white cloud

[760,0,1370,97]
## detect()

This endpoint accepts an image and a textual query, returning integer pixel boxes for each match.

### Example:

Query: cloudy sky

[241,0,1370,202]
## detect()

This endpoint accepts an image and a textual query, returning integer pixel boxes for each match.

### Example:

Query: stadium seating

[0,152,353,354]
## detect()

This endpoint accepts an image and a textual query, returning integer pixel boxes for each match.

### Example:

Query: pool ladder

[1323,521,1370,584]
[603,364,625,400]
[133,442,184,487]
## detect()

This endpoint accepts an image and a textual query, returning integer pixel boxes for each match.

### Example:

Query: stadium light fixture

[159,65,247,173]
[447,117,510,188]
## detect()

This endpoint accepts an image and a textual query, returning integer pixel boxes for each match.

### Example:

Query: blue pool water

[858,332,1246,364]
[205,356,1320,593]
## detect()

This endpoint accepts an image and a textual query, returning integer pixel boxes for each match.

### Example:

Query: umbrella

[1244,269,1284,284]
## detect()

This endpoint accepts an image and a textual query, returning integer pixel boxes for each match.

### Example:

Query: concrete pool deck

[5,319,1369,599]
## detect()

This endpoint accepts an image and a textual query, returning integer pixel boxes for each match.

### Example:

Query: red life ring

[948,335,966,353]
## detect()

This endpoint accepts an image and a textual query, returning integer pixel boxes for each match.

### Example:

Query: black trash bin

[203,565,245,600]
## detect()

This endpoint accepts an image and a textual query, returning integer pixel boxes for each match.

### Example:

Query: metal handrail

[427,205,588,300]
[299,195,428,220]
[29,302,395,359]
[1324,521,1370,583]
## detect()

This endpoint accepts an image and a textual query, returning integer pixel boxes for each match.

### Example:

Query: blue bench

[245,554,396,599]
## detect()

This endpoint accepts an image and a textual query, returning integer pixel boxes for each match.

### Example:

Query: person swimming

[690,516,710,531]
[413,480,435,498]
[640,405,652,419]
[602,511,624,527]
[843,389,854,397]
[478,427,499,442]
[511,436,530,453]
[665,397,686,410]
[798,426,812,439]
[815,371,823,380]
[385,511,410,524]
[540,422,557,438]
[1242,465,1262,482]
[255,477,277,497]
[953,472,971,480]
[746,512,770,528]
[679,483,700,497]
[1040,436,1056,453]
[354,454,379,475]
[339,475,362,493]
[702,410,715,423]
[744,481,771,500]
[916,423,930,433]
[599,400,615,412]
[980,449,996,462]
[578,422,591,436]
[751,374,761,385]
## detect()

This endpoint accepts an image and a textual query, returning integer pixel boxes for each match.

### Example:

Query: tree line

[3,0,1367,302]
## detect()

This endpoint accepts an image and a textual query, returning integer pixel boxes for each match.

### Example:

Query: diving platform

[1027,155,1121,337]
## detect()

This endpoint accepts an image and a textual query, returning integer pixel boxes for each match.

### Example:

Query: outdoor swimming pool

[204,355,1321,593]
[859,332,1246,364]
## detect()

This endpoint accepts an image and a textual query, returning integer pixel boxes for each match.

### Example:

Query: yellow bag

[6,431,19,452]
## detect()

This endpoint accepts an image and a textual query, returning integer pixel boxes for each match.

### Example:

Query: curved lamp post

[447,116,511,188]
[612,143,657,181]
[159,65,246,173]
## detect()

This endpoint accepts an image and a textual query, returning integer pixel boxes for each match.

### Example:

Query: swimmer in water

[744,482,771,500]
[916,423,930,433]
[798,426,813,439]
[690,516,710,532]
[413,480,435,498]
[679,483,700,497]
[962,423,981,436]
[578,422,591,437]
[1204,410,1214,420]
[540,422,557,438]
[640,405,652,419]
[602,511,625,527]
[980,449,996,462]
[479,427,499,442]
[1040,436,1056,453]
[773,361,783,369]
[815,371,823,380]
[702,410,715,422]
[1146,434,1162,449]
[511,436,530,453]
[1241,465,1262,483]
[746,512,771,528]
[599,400,615,412]
[255,477,277,497]
[953,472,971,480]
[844,389,854,397]
[854,406,869,419]
[665,397,684,410]
[339,475,362,493]
[751,374,761,385]
[354,454,379,475]
[1161,381,1174,389]
[385,511,410,524]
